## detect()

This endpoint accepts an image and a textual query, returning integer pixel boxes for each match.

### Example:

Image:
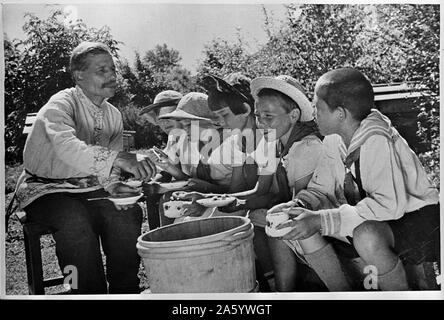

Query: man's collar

[75,85,107,109]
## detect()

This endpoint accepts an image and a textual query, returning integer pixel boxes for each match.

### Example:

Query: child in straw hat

[245,75,331,292]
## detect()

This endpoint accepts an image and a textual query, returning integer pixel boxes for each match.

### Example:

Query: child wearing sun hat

[246,75,346,292]
[155,92,235,225]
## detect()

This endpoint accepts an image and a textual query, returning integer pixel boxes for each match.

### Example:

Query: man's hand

[147,148,176,171]
[106,182,140,211]
[146,149,189,179]
[276,208,321,240]
[113,151,156,181]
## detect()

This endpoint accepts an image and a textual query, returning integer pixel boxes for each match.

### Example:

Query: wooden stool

[20,214,64,294]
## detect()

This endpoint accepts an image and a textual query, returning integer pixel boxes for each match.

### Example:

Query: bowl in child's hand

[265,212,292,237]
[108,193,143,206]
[163,200,192,218]
[158,181,189,191]
[196,195,236,208]
[124,180,143,188]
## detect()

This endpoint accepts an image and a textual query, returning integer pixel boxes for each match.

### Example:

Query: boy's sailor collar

[345,109,397,156]
[75,85,109,110]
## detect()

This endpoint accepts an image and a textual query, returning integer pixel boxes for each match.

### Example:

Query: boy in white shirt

[270,67,440,291]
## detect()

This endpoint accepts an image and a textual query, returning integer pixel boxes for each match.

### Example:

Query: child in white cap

[140,90,183,183]
[155,92,234,225]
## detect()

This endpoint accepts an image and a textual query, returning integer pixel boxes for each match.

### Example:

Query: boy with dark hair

[201,73,258,193]
[271,67,440,291]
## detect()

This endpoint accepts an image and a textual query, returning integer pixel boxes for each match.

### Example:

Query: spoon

[87,194,145,201]
[87,197,112,201]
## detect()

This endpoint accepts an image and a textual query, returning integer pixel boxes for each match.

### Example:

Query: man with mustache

[14,42,156,294]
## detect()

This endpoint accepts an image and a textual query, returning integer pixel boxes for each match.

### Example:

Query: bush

[119,104,167,149]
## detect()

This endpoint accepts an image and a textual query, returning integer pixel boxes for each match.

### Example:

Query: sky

[2,1,289,74]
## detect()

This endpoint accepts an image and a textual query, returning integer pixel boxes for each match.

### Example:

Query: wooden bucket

[137,216,256,293]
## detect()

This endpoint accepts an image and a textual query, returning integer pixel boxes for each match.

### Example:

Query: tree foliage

[197,4,439,185]
[197,36,256,79]
[113,44,200,149]
[385,5,440,186]
[117,44,199,109]
[197,4,418,94]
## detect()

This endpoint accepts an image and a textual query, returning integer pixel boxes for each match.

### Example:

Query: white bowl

[171,191,189,199]
[163,200,192,218]
[158,181,189,190]
[265,212,292,237]
[108,194,143,206]
[265,225,293,237]
[124,180,143,188]
[196,195,236,208]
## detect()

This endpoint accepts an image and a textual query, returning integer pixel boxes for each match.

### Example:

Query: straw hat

[158,92,217,122]
[140,90,183,115]
[250,75,314,122]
